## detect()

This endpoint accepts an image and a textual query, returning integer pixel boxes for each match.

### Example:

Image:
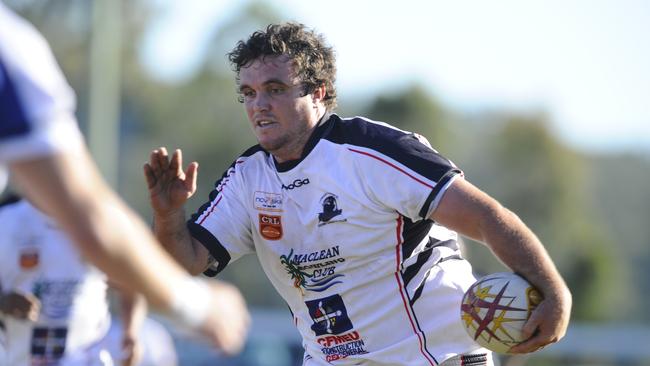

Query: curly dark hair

[228,22,337,110]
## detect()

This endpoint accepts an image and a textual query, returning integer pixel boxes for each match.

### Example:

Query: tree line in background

[9,0,650,324]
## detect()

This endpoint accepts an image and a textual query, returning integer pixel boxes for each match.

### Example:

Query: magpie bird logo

[318,193,347,226]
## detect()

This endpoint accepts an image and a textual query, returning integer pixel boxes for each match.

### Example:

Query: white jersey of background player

[0,2,84,177]
[0,199,113,365]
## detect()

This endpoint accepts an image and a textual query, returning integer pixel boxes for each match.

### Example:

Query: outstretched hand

[144,147,198,215]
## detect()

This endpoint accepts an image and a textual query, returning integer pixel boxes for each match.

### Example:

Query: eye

[269,86,286,95]
[238,89,256,103]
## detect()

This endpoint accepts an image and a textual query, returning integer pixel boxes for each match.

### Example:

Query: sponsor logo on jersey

[318,330,368,362]
[254,191,283,212]
[19,247,40,269]
[318,193,347,226]
[306,295,368,361]
[282,178,310,190]
[280,247,345,293]
[32,280,79,319]
[259,213,283,240]
[306,294,353,335]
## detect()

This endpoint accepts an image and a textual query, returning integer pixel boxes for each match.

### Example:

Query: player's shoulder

[325,114,437,157]
[0,4,53,67]
[230,144,268,171]
[327,114,410,144]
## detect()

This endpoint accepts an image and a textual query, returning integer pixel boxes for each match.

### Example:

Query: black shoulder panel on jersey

[324,115,461,183]
[187,221,231,277]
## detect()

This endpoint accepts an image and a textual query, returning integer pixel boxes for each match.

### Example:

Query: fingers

[143,163,156,189]
[508,308,556,353]
[185,162,199,193]
[4,292,40,321]
[157,147,170,172]
[521,306,543,340]
[169,149,183,176]
[148,147,168,173]
[147,147,195,180]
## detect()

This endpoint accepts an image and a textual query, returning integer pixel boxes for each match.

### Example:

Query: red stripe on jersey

[198,195,223,225]
[394,215,437,366]
[348,148,434,189]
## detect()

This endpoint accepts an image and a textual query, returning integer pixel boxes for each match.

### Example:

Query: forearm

[479,205,570,301]
[120,291,147,340]
[152,209,206,275]
[433,178,570,301]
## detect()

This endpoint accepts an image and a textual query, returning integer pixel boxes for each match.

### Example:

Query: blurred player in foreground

[0,2,249,355]
[0,194,145,365]
[145,23,571,365]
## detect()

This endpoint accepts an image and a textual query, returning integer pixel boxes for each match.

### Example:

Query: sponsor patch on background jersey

[259,213,283,240]
[19,248,40,269]
[254,191,283,212]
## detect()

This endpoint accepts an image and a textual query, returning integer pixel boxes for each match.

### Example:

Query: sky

[142,0,650,154]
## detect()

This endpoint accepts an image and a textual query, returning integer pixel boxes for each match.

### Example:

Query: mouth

[256,119,277,128]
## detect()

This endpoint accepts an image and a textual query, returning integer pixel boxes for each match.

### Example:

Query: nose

[252,91,271,112]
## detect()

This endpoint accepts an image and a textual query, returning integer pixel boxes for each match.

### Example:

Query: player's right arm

[144,147,212,275]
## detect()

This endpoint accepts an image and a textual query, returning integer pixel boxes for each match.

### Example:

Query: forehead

[239,55,296,86]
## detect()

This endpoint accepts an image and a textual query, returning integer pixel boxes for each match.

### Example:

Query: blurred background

[4,0,649,365]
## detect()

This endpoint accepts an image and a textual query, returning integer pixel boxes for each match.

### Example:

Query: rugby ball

[460,272,543,353]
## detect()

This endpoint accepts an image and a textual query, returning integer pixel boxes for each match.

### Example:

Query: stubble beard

[261,126,312,163]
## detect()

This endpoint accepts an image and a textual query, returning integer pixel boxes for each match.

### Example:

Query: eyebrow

[238,78,290,92]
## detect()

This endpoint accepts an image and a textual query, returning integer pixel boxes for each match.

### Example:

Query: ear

[311,84,327,105]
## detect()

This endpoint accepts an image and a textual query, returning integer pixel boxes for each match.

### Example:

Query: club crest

[318,193,347,226]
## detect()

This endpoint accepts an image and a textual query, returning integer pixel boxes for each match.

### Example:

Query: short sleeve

[187,157,255,276]
[347,128,461,221]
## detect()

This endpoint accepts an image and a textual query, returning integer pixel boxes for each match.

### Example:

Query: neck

[273,108,327,163]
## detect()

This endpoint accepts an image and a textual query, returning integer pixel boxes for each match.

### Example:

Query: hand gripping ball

[460,272,543,353]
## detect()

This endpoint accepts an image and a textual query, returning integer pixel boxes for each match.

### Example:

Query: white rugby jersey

[0,3,84,189]
[0,200,111,366]
[189,114,488,365]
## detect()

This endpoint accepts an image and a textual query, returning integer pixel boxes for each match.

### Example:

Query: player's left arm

[108,280,146,366]
[430,177,572,353]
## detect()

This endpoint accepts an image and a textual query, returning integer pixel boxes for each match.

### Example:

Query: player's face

[238,56,322,163]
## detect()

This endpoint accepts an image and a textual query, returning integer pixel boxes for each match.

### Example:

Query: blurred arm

[10,148,250,353]
[111,282,146,366]
[10,148,193,311]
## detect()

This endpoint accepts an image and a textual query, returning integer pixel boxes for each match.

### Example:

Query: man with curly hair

[146,22,571,366]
